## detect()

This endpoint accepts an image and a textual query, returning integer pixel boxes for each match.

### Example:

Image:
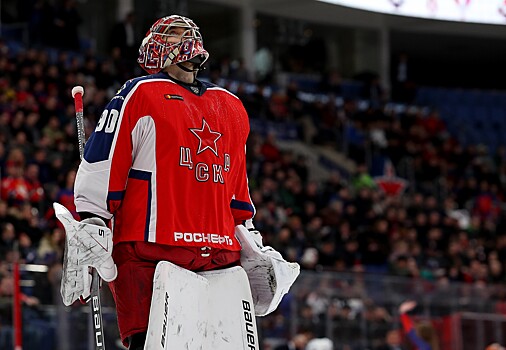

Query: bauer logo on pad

[164,94,184,101]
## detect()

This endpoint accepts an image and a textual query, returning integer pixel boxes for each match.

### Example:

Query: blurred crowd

[239,83,506,288]
[1,9,506,348]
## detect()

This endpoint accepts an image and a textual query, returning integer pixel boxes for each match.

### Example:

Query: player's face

[165,26,187,45]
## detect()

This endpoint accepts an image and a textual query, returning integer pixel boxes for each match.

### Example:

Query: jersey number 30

[96,109,120,133]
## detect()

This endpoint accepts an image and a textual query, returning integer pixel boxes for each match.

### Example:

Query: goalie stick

[72,86,106,350]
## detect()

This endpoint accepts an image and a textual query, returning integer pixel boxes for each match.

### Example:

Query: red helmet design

[137,15,209,75]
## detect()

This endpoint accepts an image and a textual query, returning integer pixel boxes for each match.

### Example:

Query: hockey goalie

[55,14,299,350]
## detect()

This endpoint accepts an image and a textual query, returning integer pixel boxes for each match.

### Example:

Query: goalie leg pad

[198,266,259,350]
[145,262,259,350]
[145,261,209,350]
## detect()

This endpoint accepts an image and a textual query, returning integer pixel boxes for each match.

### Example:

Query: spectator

[273,332,310,350]
[25,163,44,206]
[54,169,78,219]
[391,52,416,103]
[261,132,282,162]
[398,301,439,350]
[1,149,30,207]
[352,164,376,191]
[254,47,274,83]
[36,228,64,265]
[53,0,82,51]
[28,0,56,47]
[375,329,406,350]
[0,223,16,258]
[306,337,333,350]
[110,11,138,64]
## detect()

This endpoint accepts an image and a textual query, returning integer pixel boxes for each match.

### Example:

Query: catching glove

[235,225,300,316]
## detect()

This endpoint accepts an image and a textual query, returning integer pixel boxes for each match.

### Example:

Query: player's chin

[182,62,196,70]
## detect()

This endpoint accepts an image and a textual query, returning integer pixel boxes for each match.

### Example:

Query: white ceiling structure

[198,0,506,38]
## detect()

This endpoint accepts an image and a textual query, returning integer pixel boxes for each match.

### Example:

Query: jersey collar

[158,72,207,96]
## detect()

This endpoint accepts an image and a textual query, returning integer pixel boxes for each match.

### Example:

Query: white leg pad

[145,261,208,350]
[199,266,259,350]
[144,261,259,350]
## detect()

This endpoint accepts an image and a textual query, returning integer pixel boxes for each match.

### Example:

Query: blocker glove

[54,202,117,306]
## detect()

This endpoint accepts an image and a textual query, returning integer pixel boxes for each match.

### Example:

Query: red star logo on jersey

[189,118,222,156]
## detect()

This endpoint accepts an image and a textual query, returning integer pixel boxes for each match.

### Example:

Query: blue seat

[341,81,364,99]
[432,88,447,107]
[490,107,504,117]
[480,130,498,149]
[467,90,484,106]
[445,90,464,106]
[416,87,440,106]
[473,106,489,123]
[415,87,429,105]
[455,105,473,120]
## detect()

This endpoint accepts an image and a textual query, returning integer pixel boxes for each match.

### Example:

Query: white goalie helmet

[137,14,209,74]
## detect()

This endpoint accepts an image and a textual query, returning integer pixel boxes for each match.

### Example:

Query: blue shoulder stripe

[84,74,170,163]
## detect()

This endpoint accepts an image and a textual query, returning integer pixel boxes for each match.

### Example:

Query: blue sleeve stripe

[127,169,152,241]
[230,199,255,213]
[129,169,152,180]
[107,191,125,201]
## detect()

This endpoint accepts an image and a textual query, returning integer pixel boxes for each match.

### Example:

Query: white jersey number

[96,109,120,133]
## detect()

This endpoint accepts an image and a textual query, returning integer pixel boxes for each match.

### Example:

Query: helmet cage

[137,15,209,74]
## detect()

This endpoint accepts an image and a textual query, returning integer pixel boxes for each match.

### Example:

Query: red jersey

[74,73,255,251]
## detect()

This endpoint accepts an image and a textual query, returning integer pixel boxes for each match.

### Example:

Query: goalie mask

[137,15,209,75]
